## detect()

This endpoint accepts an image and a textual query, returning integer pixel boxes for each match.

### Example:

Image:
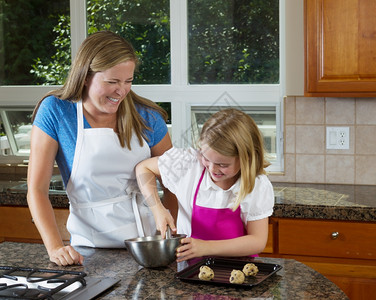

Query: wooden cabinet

[261,220,275,254]
[279,219,376,259]
[0,206,70,242]
[304,0,376,97]
[261,218,376,300]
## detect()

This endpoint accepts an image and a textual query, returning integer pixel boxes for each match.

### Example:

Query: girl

[136,108,274,261]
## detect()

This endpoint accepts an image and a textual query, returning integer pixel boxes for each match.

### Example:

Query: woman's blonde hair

[32,30,167,149]
[199,108,270,210]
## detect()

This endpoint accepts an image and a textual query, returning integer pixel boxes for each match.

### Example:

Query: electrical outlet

[326,127,350,150]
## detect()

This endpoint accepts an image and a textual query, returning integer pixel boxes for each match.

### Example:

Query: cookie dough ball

[229,269,245,284]
[243,263,259,276]
[198,266,214,281]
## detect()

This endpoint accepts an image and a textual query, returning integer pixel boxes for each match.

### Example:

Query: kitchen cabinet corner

[304,0,376,97]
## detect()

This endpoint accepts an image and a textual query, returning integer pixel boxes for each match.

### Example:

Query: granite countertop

[272,182,376,222]
[0,242,348,299]
[1,180,375,222]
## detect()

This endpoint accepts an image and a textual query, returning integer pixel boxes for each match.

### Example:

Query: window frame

[0,0,285,172]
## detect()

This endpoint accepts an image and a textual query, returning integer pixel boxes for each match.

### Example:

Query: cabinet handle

[331,231,339,240]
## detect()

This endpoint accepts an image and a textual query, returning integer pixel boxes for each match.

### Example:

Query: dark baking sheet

[176,257,282,288]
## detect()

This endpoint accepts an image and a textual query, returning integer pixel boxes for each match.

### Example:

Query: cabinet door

[305,0,376,96]
[262,223,274,254]
[279,218,376,260]
[0,207,70,242]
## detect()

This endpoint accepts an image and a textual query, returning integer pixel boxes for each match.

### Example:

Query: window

[0,108,33,159]
[0,0,284,172]
[191,105,277,160]
[0,0,70,85]
[87,0,170,84]
[188,0,279,84]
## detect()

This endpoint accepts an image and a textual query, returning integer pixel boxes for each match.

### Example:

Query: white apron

[66,101,156,248]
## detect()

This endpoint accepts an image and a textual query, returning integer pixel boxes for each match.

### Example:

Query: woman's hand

[49,245,84,266]
[176,237,208,262]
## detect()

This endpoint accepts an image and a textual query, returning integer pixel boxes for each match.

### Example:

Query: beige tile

[356,98,376,125]
[355,155,376,184]
[326,98,355,124]
[285,125,295,154]
[325,155,354,184]
[325,126,355,155]
[269,154,296,182]
[355,126,376,155]
[296,154,325,183]
[296,97,325,124]
[296,125,325,154]
[284,96,296,125]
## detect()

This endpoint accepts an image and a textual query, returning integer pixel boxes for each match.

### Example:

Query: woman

[27,31,176,266]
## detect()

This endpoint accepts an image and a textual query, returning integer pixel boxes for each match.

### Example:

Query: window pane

[87,0,170,84]
[0,109,33,155]
[157,102,172,138]
[191,106,277,161]
[0,0,70,85]
[188,0,279,84]
[0,115,9,156]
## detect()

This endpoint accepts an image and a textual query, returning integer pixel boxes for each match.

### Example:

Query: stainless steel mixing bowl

[124,234,186,268]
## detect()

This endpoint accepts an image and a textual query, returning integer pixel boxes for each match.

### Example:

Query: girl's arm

[176,218,269,261]
[138,134,176,238]
[149,133,178,223]
[27,126,84,266]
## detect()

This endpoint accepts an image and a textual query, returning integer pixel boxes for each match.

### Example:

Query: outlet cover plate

[326,127,350,150]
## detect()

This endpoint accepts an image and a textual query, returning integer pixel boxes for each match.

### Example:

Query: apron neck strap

[193,168,206,206]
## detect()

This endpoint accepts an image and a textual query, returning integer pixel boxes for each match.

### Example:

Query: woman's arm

[27,126,83,266]
[176,218,269,261]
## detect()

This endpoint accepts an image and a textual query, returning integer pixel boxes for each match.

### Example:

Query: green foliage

[30,13,71,84]
[86,0,170,84]
[0,0,69,85]
[188,0,279,84]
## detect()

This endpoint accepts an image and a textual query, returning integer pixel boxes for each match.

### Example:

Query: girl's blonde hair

[32,30,167,149]
[199,108,270,210]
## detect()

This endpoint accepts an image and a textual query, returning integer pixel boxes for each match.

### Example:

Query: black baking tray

[176,257,282,288]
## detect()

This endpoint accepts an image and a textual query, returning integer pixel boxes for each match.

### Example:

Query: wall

[270,1,376,185]
[269,97,376,185]
[284,0,304,96]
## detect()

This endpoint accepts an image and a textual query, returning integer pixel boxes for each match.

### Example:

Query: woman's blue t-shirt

[33,96,168,186]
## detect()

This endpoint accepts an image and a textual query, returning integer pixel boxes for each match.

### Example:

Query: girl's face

[84,60,135,116]
[200,144,240,190]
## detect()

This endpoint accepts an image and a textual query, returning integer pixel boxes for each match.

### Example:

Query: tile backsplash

[269,96,376,185]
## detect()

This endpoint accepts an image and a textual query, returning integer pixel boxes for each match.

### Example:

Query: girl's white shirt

[158,147,274,236]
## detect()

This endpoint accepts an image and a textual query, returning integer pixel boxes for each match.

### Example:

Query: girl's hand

[150,204,176,238]
[176,237,208,262]
[49,245,84,266]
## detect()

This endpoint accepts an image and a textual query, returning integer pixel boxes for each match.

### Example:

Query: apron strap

[132,193,145,237]
[69,101,84,187]
[193,168,206,206]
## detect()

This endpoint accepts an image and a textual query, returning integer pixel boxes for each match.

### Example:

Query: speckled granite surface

[1,181,375,222]
[0,242,348,299]
[272,182,376,221]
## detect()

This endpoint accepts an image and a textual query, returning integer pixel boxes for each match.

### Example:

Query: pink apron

[191,169,258,257]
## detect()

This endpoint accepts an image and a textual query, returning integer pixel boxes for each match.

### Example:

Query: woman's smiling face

[200,144,240,190]
[84,60,135,116]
